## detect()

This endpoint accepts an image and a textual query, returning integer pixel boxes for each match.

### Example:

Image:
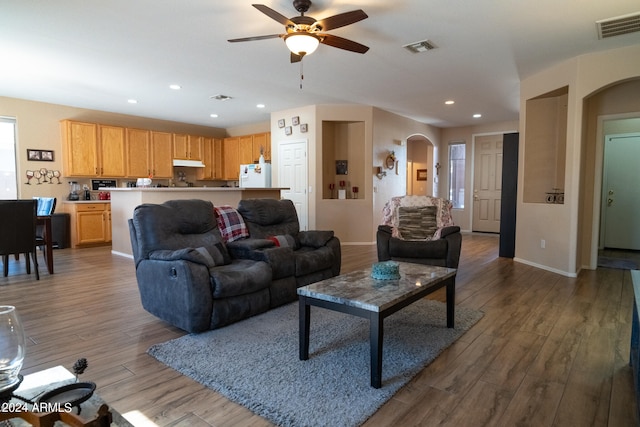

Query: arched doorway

[406,135,436,196]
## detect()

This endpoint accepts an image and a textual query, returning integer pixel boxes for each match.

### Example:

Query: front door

[278,140,309,231]
[472,134,503,233]
[602,133,640,250]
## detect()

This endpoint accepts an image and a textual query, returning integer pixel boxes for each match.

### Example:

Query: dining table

[37,215,54,274]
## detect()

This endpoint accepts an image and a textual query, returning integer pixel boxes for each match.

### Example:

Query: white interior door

[278,140,308,231]
[602,133,640,250]
[472,134,503,233]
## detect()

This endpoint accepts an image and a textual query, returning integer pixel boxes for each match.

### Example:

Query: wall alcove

[523,86,568,204]
[322,120,365,199]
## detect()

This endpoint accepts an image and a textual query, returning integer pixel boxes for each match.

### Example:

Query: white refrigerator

[239,163,271,188]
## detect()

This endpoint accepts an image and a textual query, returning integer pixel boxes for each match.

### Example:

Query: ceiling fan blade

[290,52,303,63]
[228,34,282,43]
[252,4,294,26]
[319,34,369,54]
[316,10,368,31]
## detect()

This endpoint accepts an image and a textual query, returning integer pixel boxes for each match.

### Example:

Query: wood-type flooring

[0,233,636,426]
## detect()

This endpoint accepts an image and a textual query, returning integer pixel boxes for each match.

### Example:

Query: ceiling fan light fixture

[285,33,319,56]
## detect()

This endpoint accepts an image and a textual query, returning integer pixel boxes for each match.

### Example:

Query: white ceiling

[1,1,639,129]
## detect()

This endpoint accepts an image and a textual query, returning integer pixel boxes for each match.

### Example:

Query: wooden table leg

[299,296,310,360]
[370,312,383,388]
[43,217,54,274]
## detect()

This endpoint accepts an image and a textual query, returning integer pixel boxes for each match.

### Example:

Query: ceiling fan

[228,0,369,63]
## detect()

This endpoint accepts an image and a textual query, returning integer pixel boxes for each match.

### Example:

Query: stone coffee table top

[297,262,456,312]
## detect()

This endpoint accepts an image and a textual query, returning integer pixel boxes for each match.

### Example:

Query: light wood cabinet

[64,203,111,247]
[150,131,173,178]
[252,132,271,162]
[214,138,224,179]
[62,121,99,176]
[239,135,254,165]
[223,137,240,180]
[197,137,215,180]
[174,134,203,160]
[126,128,151,178]
[98,125,126,177]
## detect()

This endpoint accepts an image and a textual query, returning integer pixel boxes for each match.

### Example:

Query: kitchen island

[108,187,286,257]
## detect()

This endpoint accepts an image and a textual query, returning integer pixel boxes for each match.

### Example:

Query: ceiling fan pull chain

[300,60,304,89]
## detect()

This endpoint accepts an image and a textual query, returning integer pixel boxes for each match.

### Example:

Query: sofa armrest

[440,226,461,239]
[377,225,393,261]
[135,258,213,333]
[298,230,334,248]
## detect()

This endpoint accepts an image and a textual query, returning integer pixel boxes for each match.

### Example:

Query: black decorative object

[38,381,96,414]
[336,160,348,175]
[73,358,88,380]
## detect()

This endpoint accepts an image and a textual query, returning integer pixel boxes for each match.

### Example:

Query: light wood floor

[1,234,637,426]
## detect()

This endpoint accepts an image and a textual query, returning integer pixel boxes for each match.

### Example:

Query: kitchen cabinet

[223,137,240,180]
[214,138,224,179]
[64,202,111,248]
[239,135,254,165]
[252,132,271,162]
[150,131,173,178]
[173,133,202,160]
[98,125,126,177]
[197,137,215,180]
[62,120,99,176]
[126,128,151,178]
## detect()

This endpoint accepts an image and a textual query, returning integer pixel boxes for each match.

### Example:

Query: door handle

[607,198,613,206]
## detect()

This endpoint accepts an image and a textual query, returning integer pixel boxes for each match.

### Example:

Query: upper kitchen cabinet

[239,135,254,165]
[197,137,224,180]
[252,132,271,162]
[126,128,151,178]
[223,137,240,180]
[98,125,127,177]
[62,120,99,177]
[173,133,203,160]
[150,131,173,178]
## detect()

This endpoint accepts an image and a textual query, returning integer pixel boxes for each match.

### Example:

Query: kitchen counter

[108,187,287,257]
[61,200,111,204]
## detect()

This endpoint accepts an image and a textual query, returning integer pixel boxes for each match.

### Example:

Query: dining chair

[0,200,40,279]
[34,197,57,274]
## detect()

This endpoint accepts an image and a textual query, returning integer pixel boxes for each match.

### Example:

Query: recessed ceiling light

[445,100,455,105]
[127,99,138,104]
[210,113,219,118]
[169,84,181,90]
[473,113,482,118]
[256,104,265,109]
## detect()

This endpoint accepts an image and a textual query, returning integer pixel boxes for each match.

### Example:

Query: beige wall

[0,96,226,202]
[516,44,640,276]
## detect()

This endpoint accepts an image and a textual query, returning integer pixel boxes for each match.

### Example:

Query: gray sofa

[128,198,340,333]
[228,198,341,307]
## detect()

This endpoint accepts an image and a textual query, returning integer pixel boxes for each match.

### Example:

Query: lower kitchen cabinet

[63,202,111,247]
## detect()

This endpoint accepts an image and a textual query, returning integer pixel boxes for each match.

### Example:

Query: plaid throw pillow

[214,205,249,243]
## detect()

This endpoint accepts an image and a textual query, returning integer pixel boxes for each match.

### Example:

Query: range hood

[172,159,205,168]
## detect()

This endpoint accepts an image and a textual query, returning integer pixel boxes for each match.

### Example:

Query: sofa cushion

[298,230,334,248]
[215,205,249,243]
[209,259,272,299]
[397,206,438,240]
[295,246,335,277]
[132,200,227,260]
[389,236,448,259]
[149,247,216,267]
[237,199,300,238]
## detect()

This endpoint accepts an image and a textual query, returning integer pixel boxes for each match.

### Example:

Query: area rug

[148,299,483,427]
[598,256,639,270]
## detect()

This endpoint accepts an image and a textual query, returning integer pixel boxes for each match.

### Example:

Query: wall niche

[322,121,365,199]
[523,86,568,204]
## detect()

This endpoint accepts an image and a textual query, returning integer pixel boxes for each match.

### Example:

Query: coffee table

[297,262,456,388]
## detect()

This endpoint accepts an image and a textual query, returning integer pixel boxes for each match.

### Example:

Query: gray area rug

[598,256,639,270]
[148,299,483,427]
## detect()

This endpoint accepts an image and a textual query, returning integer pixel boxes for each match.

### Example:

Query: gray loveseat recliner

[128,198,341,333]
[227,198,341,307]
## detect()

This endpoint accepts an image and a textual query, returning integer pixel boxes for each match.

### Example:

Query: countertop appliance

[239,163,271,188]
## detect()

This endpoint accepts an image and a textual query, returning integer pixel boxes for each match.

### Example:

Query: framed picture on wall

[27,149,41,161]
[300,123,308,133]
[292,116,300,126]
[416,169,428,181]
[40,150,54,161]
[278,119,285,128]
[285,126,292,136]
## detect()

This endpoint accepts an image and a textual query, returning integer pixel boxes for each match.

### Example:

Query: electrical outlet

[541,239,546,249]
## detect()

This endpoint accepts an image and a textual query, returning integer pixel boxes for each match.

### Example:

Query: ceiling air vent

[210,94,233,101]
[403,39,436,54]
[596,12,640,39]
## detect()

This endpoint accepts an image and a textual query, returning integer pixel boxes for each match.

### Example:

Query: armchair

[376,196,462,268]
